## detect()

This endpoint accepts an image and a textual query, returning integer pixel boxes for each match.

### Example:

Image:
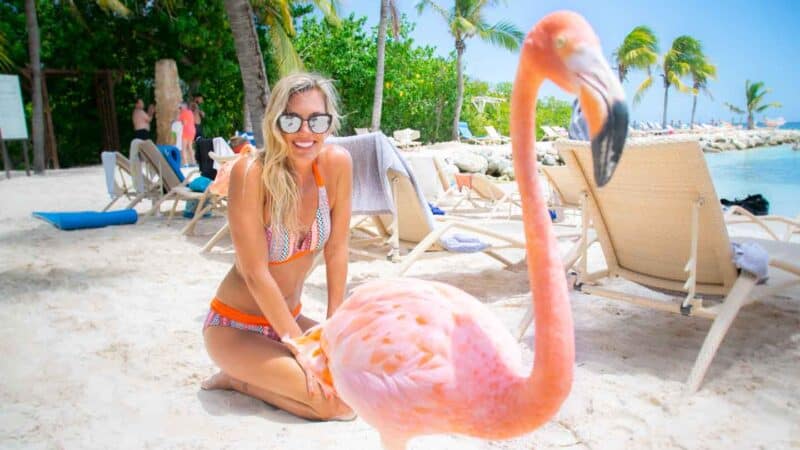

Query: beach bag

[720,194,770,216]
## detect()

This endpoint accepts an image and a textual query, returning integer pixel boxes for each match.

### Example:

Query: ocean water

[705,144,800,217]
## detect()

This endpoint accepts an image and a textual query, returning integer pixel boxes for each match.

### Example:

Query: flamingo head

[520,11,628,186]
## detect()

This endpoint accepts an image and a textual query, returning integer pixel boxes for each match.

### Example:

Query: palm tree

[24,0,44,173]
[725,80,781,130]
[613,26,659,84]
[24,0,129,173]
[416,0,523,141]
[227,0,339,145]
[371,0,400,131]
[687,52,716,128]
[224,0,271,147]
[660,36,702,128]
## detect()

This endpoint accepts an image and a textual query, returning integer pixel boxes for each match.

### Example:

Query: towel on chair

[327,132,417,215]
[327,132,489,251]
[128,138,146,193]
[101,151,118,197]
[731,241,769,283]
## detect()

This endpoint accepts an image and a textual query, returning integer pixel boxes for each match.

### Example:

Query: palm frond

[305,0,341,27]
[268,22,304,76]
[0,31,13,70]
[633,76,653,105]
[415,0,450,21]
[724,102,745,115]
[477,20,523,50]
[754,102,781,112]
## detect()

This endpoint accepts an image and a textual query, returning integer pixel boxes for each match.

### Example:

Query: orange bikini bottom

[203,298,302,341]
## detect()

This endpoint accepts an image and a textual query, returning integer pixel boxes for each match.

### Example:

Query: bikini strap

[311,161,324,187]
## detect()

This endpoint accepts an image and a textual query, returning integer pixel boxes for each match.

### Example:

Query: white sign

[0,75,29,140]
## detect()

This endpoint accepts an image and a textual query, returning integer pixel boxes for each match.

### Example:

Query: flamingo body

[287,10,628,449]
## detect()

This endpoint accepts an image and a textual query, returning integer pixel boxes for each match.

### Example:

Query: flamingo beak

[570,45,629,187]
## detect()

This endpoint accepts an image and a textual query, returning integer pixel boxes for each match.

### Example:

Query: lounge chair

[484,125,510,144]
[541,164,586,227]
[458,122,494,145]
[519,138,800,392]
[540,125,563,142]
[448,172,522,219]
[100,151,147,211]
[392,128,422,149]
[724,206,800,242]
[326,132,524,274]
[136,140,221,224]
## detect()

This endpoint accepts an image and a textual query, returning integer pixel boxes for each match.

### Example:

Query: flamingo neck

[501,68,575,434]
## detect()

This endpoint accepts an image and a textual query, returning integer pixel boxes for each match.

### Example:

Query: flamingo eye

[555,36,567,49]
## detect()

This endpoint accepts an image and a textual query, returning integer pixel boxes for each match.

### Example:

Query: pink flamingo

[286,11,628,449]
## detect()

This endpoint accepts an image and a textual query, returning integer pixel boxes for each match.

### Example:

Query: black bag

[720,194,770,216]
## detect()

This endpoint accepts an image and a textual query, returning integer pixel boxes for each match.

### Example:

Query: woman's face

[281,88,330,163]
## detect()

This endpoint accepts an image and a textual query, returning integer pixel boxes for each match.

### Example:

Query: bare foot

[201,371,234,391]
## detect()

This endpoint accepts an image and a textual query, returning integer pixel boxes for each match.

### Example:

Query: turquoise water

[705,145,800,217]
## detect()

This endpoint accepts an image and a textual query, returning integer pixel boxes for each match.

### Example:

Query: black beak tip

[591,101,628,188]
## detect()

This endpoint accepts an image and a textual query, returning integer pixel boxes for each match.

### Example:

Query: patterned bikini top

[265,161,331,265]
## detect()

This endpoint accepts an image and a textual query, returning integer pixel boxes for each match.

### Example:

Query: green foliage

[459,79,571,141]
[294,14,458,143]
[726,80,781,129]
[1,0,256,167]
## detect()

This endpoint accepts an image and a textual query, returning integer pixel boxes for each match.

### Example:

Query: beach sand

[1,162,799,449]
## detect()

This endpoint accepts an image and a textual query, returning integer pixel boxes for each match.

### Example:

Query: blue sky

[338,1,799,124]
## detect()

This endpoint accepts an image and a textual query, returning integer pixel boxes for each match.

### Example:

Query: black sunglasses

[277,112,333,134]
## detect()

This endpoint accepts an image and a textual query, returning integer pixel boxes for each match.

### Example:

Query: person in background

[178,102,196,166]
[132,98,155,140]
[191,95,205,140]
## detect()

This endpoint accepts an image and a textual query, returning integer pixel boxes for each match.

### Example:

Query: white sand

[1,164,799,449]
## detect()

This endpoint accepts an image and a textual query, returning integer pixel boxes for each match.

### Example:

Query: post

[21,139,31,176]
[1,128,10,179]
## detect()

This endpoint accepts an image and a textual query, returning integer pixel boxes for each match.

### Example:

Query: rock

[452,150,488,174]
[486,156,511,177]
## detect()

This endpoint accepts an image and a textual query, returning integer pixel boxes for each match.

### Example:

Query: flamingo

[286,11,628,449]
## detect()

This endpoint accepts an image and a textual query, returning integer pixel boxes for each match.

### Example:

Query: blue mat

[32,209,138,231]
[157,145,184,182]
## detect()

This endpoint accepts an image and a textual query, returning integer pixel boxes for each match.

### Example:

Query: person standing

[191,94,206,140]
[132,98,155,140]
[178,102,196,165]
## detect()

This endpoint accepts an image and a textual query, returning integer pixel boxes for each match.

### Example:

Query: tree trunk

[224,0,270,148]
[370,0,389,132]
[242,101,252,133]
[24,0,44,174]
[154,59,182,145]
[661,83,669,129]
[747,112,754,130]
[452,39,465,141]
[690,94,698,128]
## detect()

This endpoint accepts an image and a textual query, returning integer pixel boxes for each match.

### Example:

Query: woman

[202,73,354,421]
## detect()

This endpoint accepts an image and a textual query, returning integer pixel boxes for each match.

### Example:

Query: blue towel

[188,176,212,193]
[157,145,184,182]
[440,233,490,253]
[429,203,445,216]
[33,209,138,231]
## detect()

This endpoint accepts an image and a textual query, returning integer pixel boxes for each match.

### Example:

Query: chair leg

[202,222,230,253]
[102,195,122,212]
[686,273,757,393]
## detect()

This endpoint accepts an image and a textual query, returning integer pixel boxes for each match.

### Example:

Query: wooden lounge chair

[136,140,219,224]
[376,167,525,276]
[448,172,521,219]
[484,125,511,144]
[518,138,800,392]
[392,128,422,149]
[100,151,153,211]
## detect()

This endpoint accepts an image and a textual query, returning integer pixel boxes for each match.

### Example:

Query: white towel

[212,137,235,170]
[327,132,489,252]
[101,151,117,197]
[327,132,420,215]
[128,138,145,193]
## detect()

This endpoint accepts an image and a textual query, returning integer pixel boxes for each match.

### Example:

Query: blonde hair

[260,72,340,232]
